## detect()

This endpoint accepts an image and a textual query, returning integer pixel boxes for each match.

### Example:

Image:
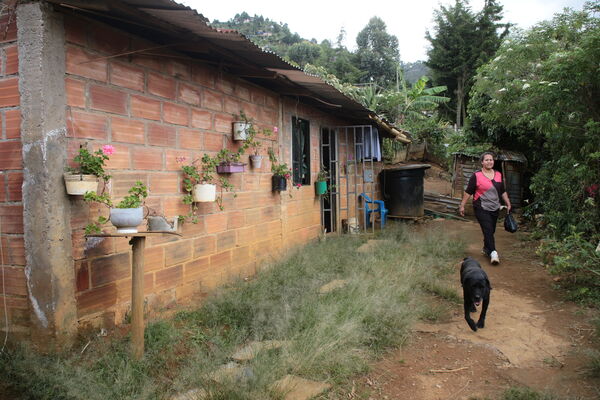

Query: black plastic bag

[504,212,518,233]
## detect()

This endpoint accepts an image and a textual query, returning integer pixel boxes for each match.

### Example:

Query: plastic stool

[359,193,388,229]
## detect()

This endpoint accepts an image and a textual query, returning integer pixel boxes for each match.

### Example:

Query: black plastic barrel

[380,164,431,217]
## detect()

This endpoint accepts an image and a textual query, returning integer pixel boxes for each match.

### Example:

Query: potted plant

[315,167,329,195]
[215,148,246,173]
[268,147,292,192]
[178,155,235,223]
[83,180,148,234]
[64,144,113,195]
[243,122,275,169]
[232,110,253,141]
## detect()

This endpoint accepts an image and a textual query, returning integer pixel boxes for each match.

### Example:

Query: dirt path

[359,219,599,400]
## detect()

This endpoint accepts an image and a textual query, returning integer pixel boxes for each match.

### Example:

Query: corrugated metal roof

[49,0,410,142]
[452,151,527,163]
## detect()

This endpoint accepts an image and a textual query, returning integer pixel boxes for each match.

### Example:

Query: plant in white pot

[178,154,235,223]
[244,124,274,169]
[83,180,148,234]
[64,144,113,195]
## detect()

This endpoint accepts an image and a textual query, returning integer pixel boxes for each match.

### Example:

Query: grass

[0,221,463,399]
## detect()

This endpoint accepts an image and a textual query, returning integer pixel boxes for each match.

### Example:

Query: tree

[287,41,321,67]
[468,3,600,239]
[355,17,401,88]
[426,0,508,127]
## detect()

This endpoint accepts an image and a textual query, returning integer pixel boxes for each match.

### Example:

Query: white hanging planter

[249,155,263,169]
[64,173,99,195]
[109,207,144,234]
[192,183,217,202]
[233,121,251,141]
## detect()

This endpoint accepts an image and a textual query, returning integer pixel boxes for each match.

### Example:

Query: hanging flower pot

[233,121,251,141]
[315,181,327,195]
[109,207,144,234]
[64,173,99,195]
[250,155,263,169]
[272,175,287,192]
[216,162,245,173]
[192,183,217,202]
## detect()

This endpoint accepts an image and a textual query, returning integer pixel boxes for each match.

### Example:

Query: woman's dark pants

[474,207,499,256]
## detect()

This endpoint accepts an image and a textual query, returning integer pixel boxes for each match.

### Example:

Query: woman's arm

[501,192,512,213]
[459,192,471,216]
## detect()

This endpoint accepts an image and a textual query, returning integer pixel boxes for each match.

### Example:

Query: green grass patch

[1,221,463,399]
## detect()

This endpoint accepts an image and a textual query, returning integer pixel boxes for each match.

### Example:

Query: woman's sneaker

[490,251,500,265]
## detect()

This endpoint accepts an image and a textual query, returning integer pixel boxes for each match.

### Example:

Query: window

[292,116,310,185]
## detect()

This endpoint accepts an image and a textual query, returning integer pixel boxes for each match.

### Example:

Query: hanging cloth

[356,127,381,161]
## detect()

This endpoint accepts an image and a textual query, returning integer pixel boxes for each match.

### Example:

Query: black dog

[460,257,491,332]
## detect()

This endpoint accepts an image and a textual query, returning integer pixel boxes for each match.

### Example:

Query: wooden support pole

[130,236,146,360]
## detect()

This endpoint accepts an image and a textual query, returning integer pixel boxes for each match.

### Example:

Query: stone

[318,279,349,294]
[271,375,331,400]
[170,388,207,400]
[231,340,289,362]
[211,362,254,383]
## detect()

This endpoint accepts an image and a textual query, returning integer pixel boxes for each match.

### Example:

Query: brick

[165,149,192,171]
[178,83,200,105]
[216,77,234,95]
[75,261,89,292]
[147,123,176,147]
[205,213,228,234]
[0,78,18,107]
[155,264,183,291]
[179,128,201,150]
[68,111,108,140]
[90,85,128,115]
[148,72,176,99]
[0,173,4,201]
[90,252,130,287]
[0,14,17,43]
[191,109,212,130]
[63,15,87,46]
[77,283,117,316]
[110,62,145,92]
[224,97,242,115]
[204,132,224,152]
[166,61,191,80]
[110,172,148,198]
[149,172,180,194]
[227,210,245,229]
[132,54,163,72]
[163,102,189,126]
[164,240,192,266]
[209,250,231,270]
[232,246,251,266]
[192,65,215,88]
[193,235,216,258]
[7,171,22,201]
[0,140,21,170]
[131,146,163,170]
[89,23,130,56]
[66,46,107,82]
[214,114,234,134]
[104,145,130,169]
[144,245,165,272]
[4,109,20,139]
[235,85,251,101]
[131,95,161,121]
[4,45,18,75]
[0,266,26,296]
[216,230,236,251]
[236,226,256,247]
[0,295,28,310]
[65,78,86,108]
[251,90,266,106]
[202,89,222,111]
[111,116,145,144]
[163,195,191,217]
[183,257,209,283]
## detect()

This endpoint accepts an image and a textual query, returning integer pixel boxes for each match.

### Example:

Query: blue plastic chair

[359,193,388,229]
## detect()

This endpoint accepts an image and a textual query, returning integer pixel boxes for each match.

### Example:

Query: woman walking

[459,152,512,264]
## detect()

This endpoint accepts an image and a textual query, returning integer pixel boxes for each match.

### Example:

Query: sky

[177,0,587,62]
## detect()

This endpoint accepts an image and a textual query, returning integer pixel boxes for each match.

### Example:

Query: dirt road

[360,219,599,400]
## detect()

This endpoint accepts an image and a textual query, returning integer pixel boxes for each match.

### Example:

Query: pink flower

[102,145,115,155]
[273,126,279,133]
[176,156,187,163]
[284,173,291,180]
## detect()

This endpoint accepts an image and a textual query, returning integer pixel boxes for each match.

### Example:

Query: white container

[192,183,217,202]
[233,121,251,141]
[249,155,263,168]
[347,217,360,234]
[64,173,98,195]
[110,207,143,234]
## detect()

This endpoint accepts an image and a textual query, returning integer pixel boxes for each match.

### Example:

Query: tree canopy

[355,17,401,88]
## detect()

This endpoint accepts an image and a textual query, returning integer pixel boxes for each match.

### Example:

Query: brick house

[0,0,409,345]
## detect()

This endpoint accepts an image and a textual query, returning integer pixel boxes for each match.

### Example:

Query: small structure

[451,151,527,209]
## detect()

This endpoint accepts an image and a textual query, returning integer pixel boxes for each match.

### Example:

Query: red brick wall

[0,7,28,336]
[63,15,336,325]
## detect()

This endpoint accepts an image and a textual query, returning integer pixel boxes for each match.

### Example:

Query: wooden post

[130,236,146,360]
